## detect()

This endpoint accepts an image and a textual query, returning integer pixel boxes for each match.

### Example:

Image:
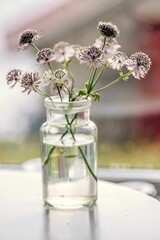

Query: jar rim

[44,96,91,113]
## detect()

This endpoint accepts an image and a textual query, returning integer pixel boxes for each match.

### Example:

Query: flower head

[42,69,69,87]
[53,69,68,81]
[36,48,55,65]
[79,46,106,68]
[18,30,42,50]
[41,70,54,86]
[126,52,152,79]
[53,41,74,63]
[110,52,128,70]
[21,72,41,94]
[72,45,83,59]
[48,69,71,97]
[94,37,121,61]
[42,68,72,97]
[97,21,120,38]
[6,69,22,87]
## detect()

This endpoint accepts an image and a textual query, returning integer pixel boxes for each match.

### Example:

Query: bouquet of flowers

[6,21,151,102]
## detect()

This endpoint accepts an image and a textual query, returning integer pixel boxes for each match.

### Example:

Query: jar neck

[46,109,90,125]
[44,97,91,125]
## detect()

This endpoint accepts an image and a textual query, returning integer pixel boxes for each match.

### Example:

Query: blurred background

[1,0,160,176]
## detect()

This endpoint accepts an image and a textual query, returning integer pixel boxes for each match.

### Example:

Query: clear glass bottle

[40,96,97,209]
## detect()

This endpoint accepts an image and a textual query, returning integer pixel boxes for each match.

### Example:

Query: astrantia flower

[110,52,128,70]
[6,69,23,87]
[42,69,69,87]
[72,45,83,59]
[42,70,54,86]
[36,48,55,65]
[126,52,152,79]
[94,37,121,60]
[79,46,106,68]
[53,69,68,81]
[18,30,42,50]
[97,21,120,38]
[21,72,41,94]
[53,41,74,63]
[50,69,72,97]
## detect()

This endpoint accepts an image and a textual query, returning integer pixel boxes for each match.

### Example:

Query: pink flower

[53,41,74,63]
[51,79,72,98]
[94,37,121,59]
[6,69,23,87]
[126,52,152,79]
[104,38,121,59]
[18,30,42,51]
[21,72,41,94]
[50,69,72,97]
[110,52,128,70]
[79,46,106,68]
[36,48,55,65]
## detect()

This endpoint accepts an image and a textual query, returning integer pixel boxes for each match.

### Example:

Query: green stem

[86,36,106,93]
[101,36,106,50]
[62,84,72,101]
[65,114,76,141]
[48,62,54,74]
[62,113,97,182]
[78,146,97,181]
[48,59,63,102]
[96,76,122,92]
[91,67,105,90]
[70,113,78,124]
[31,43,40,52]
[66,63,75,93]
[60,129,68,140]
[35,88,54,105]
[87,68,97,93]
[96,71,132,93]
[44,146,56,164]
[61,113,78,140]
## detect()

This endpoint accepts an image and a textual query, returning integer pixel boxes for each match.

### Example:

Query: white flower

[42,70,53,86]
[53,41,74,63]
[93,36,104,48]
[72,45,83,60]
[42,69,72,97]
[79,46,106,68]
[104,38,121,58]
[93,36,121,59]
[51,79,72,97]
[36,48,55,65]
[53,69,68,81]
[51,69,72,97]
[126,52,152,79]
[94,37,121,60]
[110,52,128,70]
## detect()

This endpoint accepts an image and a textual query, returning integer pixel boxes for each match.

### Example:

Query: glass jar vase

[40,96,97,209]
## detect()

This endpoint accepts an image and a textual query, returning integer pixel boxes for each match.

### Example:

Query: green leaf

[91,92,100,102]
[78,89,87,96]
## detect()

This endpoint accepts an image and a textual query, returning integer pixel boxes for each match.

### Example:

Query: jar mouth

[44,96,91,113]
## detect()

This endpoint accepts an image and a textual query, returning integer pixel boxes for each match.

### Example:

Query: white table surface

[0,169,160,240]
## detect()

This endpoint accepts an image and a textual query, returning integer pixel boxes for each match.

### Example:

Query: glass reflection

[43,204,99,240]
